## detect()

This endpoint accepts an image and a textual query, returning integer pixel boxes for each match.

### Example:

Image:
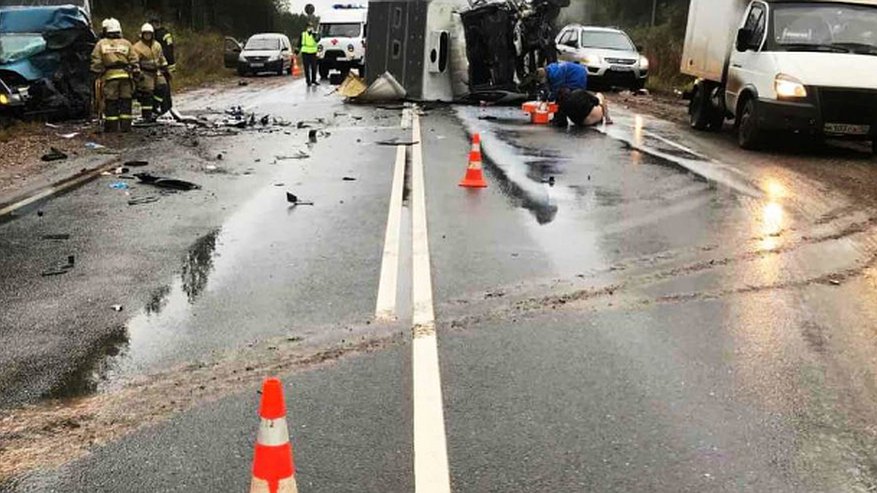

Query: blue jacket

[546,62,588,99]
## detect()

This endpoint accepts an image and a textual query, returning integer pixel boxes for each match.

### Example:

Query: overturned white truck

[364,0,567,101]
[683,0,877,152]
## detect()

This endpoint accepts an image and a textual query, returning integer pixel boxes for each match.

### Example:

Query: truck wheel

[737,97,764,150]
[689,84,713,130]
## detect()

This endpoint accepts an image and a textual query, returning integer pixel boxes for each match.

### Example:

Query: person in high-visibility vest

[133,23,169,123]
[297,24,320,86]
[90,19,139,133]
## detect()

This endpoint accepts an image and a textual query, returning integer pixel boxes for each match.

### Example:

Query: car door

[726,1,771,111]
[224,37,242,69]
[556,29,579,62]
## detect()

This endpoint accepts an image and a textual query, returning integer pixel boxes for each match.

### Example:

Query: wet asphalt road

[4,76,877,491]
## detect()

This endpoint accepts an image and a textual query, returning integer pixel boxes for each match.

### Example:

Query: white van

[317,5,368,78]
[682,0,877,152]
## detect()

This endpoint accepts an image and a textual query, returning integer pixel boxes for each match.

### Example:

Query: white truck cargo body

[681,0,877,152]
[681,0,749,81]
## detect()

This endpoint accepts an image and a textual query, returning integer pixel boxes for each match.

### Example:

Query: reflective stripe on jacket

[91,38,138,81]
[133,39,168,72]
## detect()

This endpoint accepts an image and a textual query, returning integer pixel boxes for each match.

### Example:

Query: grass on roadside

[628,23,694,94]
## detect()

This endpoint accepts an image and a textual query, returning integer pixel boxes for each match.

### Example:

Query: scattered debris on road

[286,192,314,206]
[41,147,68,162]
[342,176,357,181]
[124,161,149,168]
[111,305,123,312]
[109,182,129,190]
[41,255,75,277]
[134,173,201,191]
[41,234,70,241]
[127,196,160,206]
[375,139,419,146]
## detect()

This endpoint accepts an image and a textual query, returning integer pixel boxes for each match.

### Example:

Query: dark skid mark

[43,325,130,400]
[181,229,221,303]
[482,154,558,225]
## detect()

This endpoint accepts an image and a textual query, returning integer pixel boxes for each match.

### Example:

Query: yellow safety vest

[301,31,318,54]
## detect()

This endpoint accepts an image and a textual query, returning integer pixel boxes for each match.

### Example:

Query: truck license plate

[824,123,870,136]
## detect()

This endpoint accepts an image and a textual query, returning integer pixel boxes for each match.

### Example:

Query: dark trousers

[302,53,318,84]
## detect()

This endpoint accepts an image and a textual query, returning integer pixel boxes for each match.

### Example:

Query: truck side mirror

[736,28,753,51]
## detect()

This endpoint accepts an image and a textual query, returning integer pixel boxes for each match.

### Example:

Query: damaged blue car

[0,3,95,120]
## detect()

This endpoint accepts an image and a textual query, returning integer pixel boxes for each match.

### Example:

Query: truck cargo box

[680,0,748,81]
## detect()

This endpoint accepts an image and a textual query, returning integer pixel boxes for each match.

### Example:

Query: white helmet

[141,23,154,34]
[105,18,122,35]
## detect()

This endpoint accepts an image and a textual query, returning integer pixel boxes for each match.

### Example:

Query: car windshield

[772,3,877,53]
[320,23,361,38]
[580,31,634,51]
[0,33,47,64]
[245,37,280,51]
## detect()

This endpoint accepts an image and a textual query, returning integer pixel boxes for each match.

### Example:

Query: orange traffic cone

[250,378,298,493]
[292,57,302,77]
[459,133,488,188]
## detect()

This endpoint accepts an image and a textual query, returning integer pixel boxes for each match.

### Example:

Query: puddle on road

[45,229,223,399]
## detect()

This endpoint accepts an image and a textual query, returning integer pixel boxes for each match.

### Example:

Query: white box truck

[682,0,877,151]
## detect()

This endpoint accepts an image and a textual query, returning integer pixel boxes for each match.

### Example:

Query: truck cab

[317,5,368,78]
[683,0,877,152]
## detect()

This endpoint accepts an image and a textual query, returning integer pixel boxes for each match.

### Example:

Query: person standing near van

[298,24,320,86]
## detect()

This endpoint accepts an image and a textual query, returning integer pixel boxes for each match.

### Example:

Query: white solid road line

[411,112,452,493]
[375,117,409,320]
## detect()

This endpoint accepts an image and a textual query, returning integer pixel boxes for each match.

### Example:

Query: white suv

[556,25,649,91]
[317,6,367,78]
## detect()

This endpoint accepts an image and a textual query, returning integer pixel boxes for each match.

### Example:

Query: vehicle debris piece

[286,192,314,206]
[111,305,123,312]
[260,115,270,126]
[134,173,201,191]
[57,132,79,139]
[308,130,318,143]
[124,160,149,167]
[41,147,68,162]
[84,142,106,150]
[354,72,406,102]
[41,255,75,277]
[127,196,160,206]
[109,182,129,190]
[342,176,357,181]
[41,234,70,240]
[375,139,419,146]
[276,149,311,160]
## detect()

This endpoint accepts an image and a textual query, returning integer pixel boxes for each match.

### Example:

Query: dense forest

[91,0,310,39]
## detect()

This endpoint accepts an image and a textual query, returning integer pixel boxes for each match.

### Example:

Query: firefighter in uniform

[133,23,168,122]
[149,14,175,115]
[91,19,139,133]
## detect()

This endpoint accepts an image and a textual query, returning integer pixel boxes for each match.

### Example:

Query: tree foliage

[92,0,310,39]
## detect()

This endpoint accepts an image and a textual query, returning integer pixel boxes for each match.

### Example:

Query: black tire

[690,83,713,130]
[871,138,877,156]
[737,97,764,150]
[319,64,330,80]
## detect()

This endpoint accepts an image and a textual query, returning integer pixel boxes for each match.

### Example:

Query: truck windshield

[0,33,46,64]
[245,38,280,51]
[580,31,634,51]
[772,3,877,54]
[320,23,361,38]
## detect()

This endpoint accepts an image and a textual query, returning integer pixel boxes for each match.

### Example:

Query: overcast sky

[287,0,366,17]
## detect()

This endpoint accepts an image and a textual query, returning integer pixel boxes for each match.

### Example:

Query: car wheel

[689,83,711,130]
[737,97,764,150]
[319,64,330,79]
